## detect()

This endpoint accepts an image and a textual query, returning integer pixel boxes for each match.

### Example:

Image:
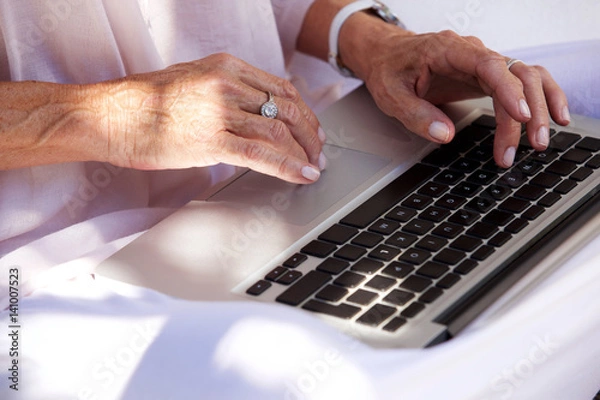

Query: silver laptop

[96,85,600,348]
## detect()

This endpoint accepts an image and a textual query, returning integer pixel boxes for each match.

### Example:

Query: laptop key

[347,289,378,306]
[471,245,496,261]
[432,222,464,239]
[586,154,600,169]
[416,262,449,279]
[419,287,444,304]
[333,271,366,288]
[514,185,546,201]
[571,167,593,182]
[265,266,288,281]
[386,206,417,222]
[403,219,435,235]
[283,253,308,268]
[316,258,350,275]
[302,300,360,319]
[576,137,600,152]
[369,219,400,235]
[400,275,432,292]
[246,280,272,296]
[276,270,331,306]
[351,258,384,274]
[357,304,397,326]
[369,245,401,261]
[434,249,466,265]
[522,205,545,220]
[454,259,479,275]
[315,285,349,302]
[334,244,367,261]
[554,180,577,194]
[277,270,303,285]
[383,317,407,332]
[538,192,561,207]
[401,302,426,318]
[505,219,529,234]
[381,262,414,279]
[301,240,337,258]
[530,172,561,188]
[385,232,418,248]
[365,275,397,291]
[549,131,581,151]
[546,160,577,176]
[437,273,461,289]
[383,289,415,306]
[466,222,498,239]
[561,148,592,164]
[319,224,359,245]
[398,248,432,265]
[352,231,384,248]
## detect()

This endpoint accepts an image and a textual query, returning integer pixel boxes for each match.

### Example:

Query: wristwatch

[328,0,407,77]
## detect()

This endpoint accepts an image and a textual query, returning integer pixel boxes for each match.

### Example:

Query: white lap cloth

[0,1,599,399]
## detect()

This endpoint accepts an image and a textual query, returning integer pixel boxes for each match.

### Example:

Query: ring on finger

[506,58,524,71]
[260,91,278,119]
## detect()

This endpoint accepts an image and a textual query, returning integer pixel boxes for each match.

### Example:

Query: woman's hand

[338,16,570,168]
[103,53,325,183]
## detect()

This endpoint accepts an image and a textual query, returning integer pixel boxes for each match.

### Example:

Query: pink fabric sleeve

[271,0,316,65]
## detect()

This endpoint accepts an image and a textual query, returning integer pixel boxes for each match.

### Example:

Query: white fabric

[0,1,599,399]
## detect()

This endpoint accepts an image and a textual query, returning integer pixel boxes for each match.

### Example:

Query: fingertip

[428,121,452,143]
[502,146,516,168]
[519,99,532,120]
[560,105,571,126]
[301,165,321,182]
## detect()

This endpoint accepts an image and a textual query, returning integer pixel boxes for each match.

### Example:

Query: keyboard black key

[482,209,514,226]
[522,205,545,220]
[246,280,272,296]
[365,275,396,291]
[485,184,511,200]
[386,231,418,248]
[499,171,527,188]
[283,253,308,268]
[505,218,529,234]
[467,222,498,239]
[554,180,577,194]
[403,219,435,235]
[451,235,483,252]
[454,259,478,275]
[266,266,288,281]
[333,271,365,288]
[518,160,544,176]
[369,245,401,261]
[400,302,426,318]
[351,258,384,274]
[400,275,432,292]
[468,169,498,185]
[302,240,337,258]
[499,197,529,213]
[530,149,559,164]
[315,285,348,302]
[538,192,561,207]
[420,206,451,223]
[418,182,450,198]
[302,300,360,319]
[471,245,495,261]
[472,114,497,129]
[419,287,444,304]
[383,289,415,306]
[416,262,450,279]
[422,148,456,167]
[369,219,400,235]
[449,209,480,226]
[571,167,593,182]
[489,232,512,247]
[383,317,407,332]
[334,244,367,261]
[587,154,600,169]
[357,304,396,326]
[530,172,561,188]
[276,270,331,305]
[451,182,482,198]
[416,235,448,252]
[316,258,350,275]
[549,131,581,151]
[435,194,467,210]
[437,273,461,289]
[514,185,546,201]
[432,222,464,239]
[576,137,600,152]
[466,197,495,213]
[319,224,359,245]
[546,160,577,176]
[277,270,303,285]
[346,289,378,306]
[465,145,493,162]
[402,194,433,210]
[450,158,481,173]
[386,206,417,222]
[398,248,431,265]
[381,262,414,279]
[561,148,592,164]
[352,231,384,248]
[433,249,466,265]
[434,171,464,186]
[340,163,438,228]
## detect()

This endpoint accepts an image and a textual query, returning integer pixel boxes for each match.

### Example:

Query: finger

[492,96,523,168]
[216,133,321,184]
[370,81,456,144]
[538,66,571,126]
[225,109,310,164]
[508,62,550,151]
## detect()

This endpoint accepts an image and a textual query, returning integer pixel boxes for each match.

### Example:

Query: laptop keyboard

[246,115,600,332]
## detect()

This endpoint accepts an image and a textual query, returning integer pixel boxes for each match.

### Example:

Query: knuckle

[279,101,303,126]
[280,79,300,101]
[241,141,266,164]
[268,120,289,143]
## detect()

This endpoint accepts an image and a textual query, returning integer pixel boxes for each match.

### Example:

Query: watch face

[372,2,403,27]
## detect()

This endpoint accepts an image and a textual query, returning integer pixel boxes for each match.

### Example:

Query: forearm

[297,0,413,79]
[0,81,112,169]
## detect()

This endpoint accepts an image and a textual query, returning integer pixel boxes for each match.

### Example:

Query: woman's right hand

[100,53,326,184]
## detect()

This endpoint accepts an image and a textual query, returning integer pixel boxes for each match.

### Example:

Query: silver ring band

[260,92,278,119]
[506,58,523,71]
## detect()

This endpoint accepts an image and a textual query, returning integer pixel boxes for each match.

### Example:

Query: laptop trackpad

[208,145,390,226]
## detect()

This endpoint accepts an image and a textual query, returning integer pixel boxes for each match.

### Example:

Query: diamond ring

[260,92,278,119]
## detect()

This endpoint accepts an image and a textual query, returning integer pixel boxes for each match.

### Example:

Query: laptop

[96,85,600,348]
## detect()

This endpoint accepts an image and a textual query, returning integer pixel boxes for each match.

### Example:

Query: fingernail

[318,151,328,171]
[561,106,571,124]
[519,99,531,119]
[429,121,450,142]
[318,127,327,143]
[503,146,516,167]
[301,165,321,181]
[536,125,549,148]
